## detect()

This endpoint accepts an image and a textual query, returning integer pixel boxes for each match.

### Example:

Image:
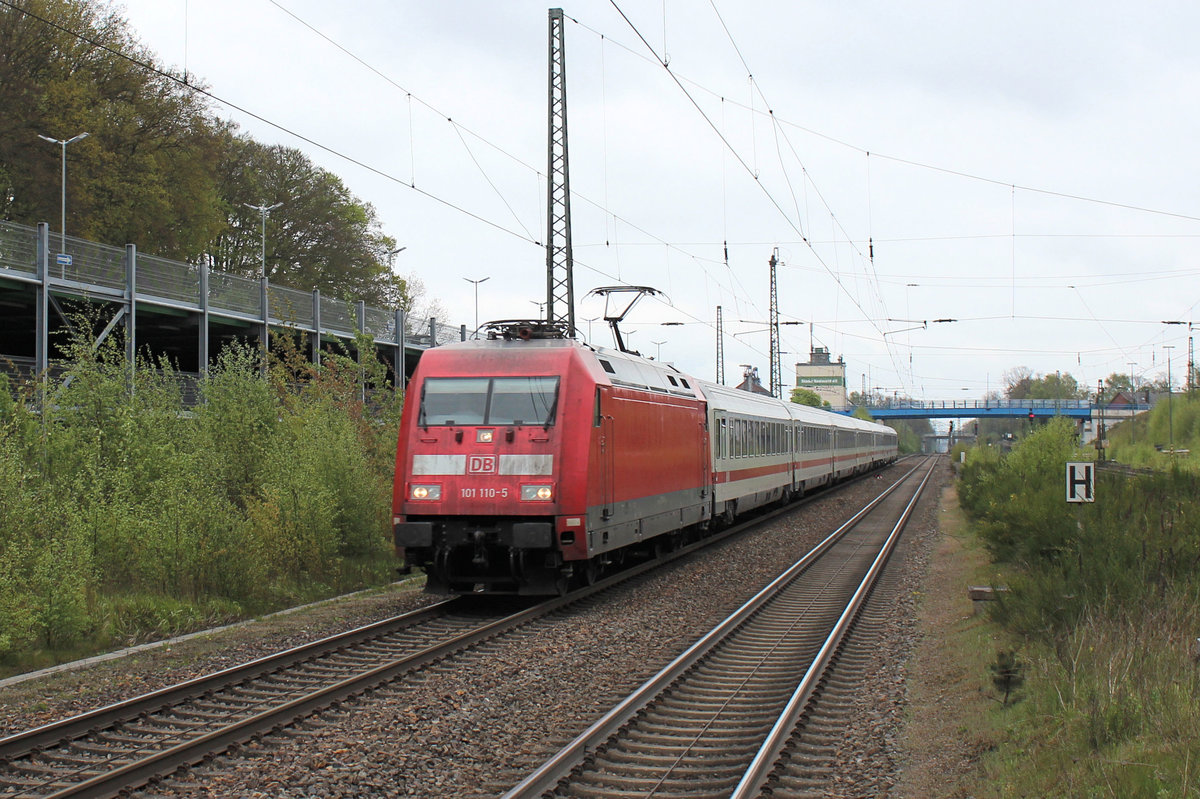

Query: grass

[898,483,1007,798]
[910,426,1200,797]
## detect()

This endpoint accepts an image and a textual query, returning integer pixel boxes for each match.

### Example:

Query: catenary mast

[545,8,576,336]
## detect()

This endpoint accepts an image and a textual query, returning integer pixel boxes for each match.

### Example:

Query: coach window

[593,388,602,427]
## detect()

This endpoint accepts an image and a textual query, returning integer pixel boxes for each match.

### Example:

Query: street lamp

[243,201,282,278]
[37,131,89,257]
[464,277,489,338]
[651,339,666,360]
[530,300,546,319]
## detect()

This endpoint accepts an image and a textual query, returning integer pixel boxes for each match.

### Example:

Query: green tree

[1004,367,1088,400]
[790,387,823,407]
[0,0,419,309]
[888,417,932,453]
[209,135,403,305]
[0,0,227,259]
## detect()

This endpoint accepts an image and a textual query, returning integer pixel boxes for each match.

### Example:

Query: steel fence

[0,219,461,350]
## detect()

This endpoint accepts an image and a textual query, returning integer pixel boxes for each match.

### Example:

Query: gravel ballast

[0,459,950,797]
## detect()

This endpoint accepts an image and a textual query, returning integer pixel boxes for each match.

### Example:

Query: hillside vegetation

[1105,392,1200,469]
[955,418,1200,796]
[0,327,402,672]
[0,0,432,312]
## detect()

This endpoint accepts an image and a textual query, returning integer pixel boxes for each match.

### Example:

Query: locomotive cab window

[419,376,560,427]
[419,377,488,425]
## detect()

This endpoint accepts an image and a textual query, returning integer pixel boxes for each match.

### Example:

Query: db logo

[468,455,497,474]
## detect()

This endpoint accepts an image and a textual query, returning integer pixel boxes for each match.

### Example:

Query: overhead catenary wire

[607,0,902,382]
[265,0,768,322]
[0,0,541,248]
[8,0,765,330]
[21,0,1199,384]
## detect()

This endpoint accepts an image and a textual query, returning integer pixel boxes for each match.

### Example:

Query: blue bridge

[842,398,1146,420]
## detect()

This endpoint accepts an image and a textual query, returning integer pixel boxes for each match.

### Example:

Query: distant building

[1106,390,1137,407]
[735,365,774,396]
[795,346,847,409]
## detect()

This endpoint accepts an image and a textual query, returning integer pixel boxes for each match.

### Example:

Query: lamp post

[243,202,282,278]
[530,300,546,319]
[464,277,489,338]
[37,131,89,258]
[651,339,666,360]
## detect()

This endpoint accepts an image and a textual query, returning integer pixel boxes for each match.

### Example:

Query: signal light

[1028,411,1036,420]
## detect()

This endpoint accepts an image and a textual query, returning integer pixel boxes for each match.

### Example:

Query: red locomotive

[392,322,897,594]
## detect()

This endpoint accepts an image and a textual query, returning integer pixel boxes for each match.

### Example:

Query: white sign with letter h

[1066,462,1094,503]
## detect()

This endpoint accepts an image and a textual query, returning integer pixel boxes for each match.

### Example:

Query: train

[391,321,898,594]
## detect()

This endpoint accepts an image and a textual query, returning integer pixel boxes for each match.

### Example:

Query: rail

[0,464,901,797]
[502,458,933,797]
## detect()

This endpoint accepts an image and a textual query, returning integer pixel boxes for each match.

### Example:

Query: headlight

[476,429,495,443]
[521,484,553,501]
[410,484,442,501]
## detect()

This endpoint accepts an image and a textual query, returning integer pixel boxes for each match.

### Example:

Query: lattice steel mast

[545,8,576,337]
[769,248,781,398]
[716,305,725,384]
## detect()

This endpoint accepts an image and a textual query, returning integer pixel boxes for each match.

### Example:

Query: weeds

[0,310,401,669]
[959,417,1200,796]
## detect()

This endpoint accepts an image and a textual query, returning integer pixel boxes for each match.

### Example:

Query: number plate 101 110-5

[460,487,510,499]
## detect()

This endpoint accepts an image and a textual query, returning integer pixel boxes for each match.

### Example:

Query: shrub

[0,311,402,669]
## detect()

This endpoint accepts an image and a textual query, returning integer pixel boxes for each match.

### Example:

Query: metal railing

[0,219,462,349]
[865,398,1101,410]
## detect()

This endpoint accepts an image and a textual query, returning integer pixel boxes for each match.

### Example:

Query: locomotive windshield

[419,376,559,427]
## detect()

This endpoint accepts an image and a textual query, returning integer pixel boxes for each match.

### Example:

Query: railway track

[504,456,937,798]
[0,463,905,798]
[0,597,535,798]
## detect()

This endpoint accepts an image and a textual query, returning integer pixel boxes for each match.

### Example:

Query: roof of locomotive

[415,337,893,435]
[412,336,702,400]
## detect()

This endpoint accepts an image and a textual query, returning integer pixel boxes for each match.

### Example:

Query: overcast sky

[113,0,1200,401]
